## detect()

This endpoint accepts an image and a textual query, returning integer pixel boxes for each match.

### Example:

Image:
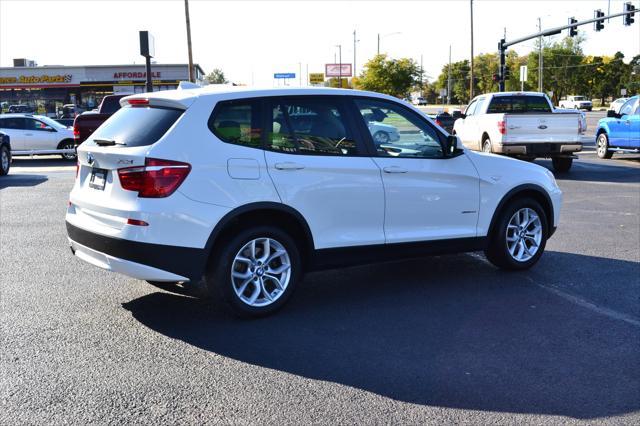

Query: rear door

[351,97,480,243]
[263,96,385,249]
[0,117,27,150]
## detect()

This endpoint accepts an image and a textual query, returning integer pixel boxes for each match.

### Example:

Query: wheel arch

[488,184,555,239]
[203,202,315,271]
[56,138,75,150]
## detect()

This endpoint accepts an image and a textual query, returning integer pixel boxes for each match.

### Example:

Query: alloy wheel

[506,207,543,262]
[1,149,8,172]
[230,237,291,307]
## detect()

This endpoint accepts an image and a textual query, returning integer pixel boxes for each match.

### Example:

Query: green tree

[355,54,422,98]
[206,68,228,84]
[434,59,470,103]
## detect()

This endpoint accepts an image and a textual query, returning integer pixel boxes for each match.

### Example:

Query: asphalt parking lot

[1,154,639,424]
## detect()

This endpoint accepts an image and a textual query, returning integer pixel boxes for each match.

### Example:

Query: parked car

[66,87,562,317]
[608,97,629,114]
[0,114,76,160]
[58,104,79,119]
[360,106,401,145]
[0,131,11,176]
[595,96,640,159]
[412,96,427,106]
[453,92,583,172]
[72,94,130,144]
[558,95,592,111]
[8,105,35,114]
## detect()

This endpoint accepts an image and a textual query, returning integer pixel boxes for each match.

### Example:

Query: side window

[209,100,262,148]
[634,100,640,115]
[474,98,486,114]
[619,98,636,116]
[465,99,478,116]
[0,118,26,130]
[27,119,53,131]
[354,98,443,159]
[268,98,358,156]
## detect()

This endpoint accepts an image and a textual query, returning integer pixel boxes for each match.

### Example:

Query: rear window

[86,106,183,147]
[100,96,124,114]
[487,96,551,114]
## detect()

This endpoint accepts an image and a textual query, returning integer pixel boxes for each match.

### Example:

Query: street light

[335,44,342,87]
[377,32,401,55]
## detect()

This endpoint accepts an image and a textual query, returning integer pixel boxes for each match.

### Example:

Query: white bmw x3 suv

[66,86,562,317]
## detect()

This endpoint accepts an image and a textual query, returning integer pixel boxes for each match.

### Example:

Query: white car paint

[66,86,562,284]
[0,114,74,155]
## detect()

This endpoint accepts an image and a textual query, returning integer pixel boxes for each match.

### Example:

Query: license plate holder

[89,168,107,190]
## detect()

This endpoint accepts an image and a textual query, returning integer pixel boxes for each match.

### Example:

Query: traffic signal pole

[497,5,637,92]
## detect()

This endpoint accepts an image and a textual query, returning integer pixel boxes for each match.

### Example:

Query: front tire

[552,157,573,172]
[0,145,10,176]
[485,197,548,270]
[59,140,77,161]
[596,133,613,159]
[206,226,302,318]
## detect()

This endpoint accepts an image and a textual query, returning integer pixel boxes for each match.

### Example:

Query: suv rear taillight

[73,123,80,140]
[118,158,191,198]
[497,120,506,135]
[435,119,442,127]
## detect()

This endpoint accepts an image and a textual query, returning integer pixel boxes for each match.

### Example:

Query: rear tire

[0,145,10,176]
[206,226,302,318]
[482,138,492,153]
[596,133,613,159]
[552,157,573,172]
[485,197,548,270]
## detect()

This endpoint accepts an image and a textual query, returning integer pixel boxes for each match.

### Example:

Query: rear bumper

[493,142,582,156]
[66,221,207,283]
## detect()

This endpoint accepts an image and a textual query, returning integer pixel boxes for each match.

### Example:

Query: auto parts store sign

[0,74,73,85]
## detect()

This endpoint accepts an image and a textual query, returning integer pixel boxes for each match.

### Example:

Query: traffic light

[594,9,605,31]
[504,67,511,79]
[624,2,635,26]
[492,73,499,82]
[568,17,578,36]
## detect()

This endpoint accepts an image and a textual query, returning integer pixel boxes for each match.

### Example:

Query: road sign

[309,73,324,84]
[519,65,528,82]
[274,73,295,79]
[621,88,627,96]
[325,64,352,77]
[439,88,447,97]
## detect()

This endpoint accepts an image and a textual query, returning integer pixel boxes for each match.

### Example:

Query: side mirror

[444,135,461,156]
[606,110,620,118]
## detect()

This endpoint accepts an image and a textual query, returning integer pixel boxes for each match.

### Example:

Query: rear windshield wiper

[93,138,125,146]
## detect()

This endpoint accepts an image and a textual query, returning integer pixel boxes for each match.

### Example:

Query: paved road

[1,155,638,424]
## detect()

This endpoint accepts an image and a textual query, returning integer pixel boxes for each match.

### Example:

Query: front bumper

[493,142,582,156]
[66,221,207,283]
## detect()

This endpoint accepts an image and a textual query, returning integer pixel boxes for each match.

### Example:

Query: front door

[263,96,385,250]
[351,97,480,244]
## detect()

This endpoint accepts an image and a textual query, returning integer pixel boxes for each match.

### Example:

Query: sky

[1,0,638,86]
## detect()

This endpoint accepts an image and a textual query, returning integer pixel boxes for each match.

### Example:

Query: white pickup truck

[452,92,583,172]
[558,95,593,111]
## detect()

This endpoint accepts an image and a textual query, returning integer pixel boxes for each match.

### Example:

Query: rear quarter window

[85,106,183,147]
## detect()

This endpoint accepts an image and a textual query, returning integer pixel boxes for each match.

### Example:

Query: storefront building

[0,63,205,116]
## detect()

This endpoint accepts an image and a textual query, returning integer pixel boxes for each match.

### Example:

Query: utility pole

[469,0,474,99]
[336,44,342,88]
[420,54,424,95]
[298,62,302,86]
[447,45,452,104]
[353,30,357,76]
[377,33,380,55]
[538,17,543,92]
[184,0,194,83]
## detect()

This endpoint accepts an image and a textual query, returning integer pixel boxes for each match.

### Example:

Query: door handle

[274,162,305,170]
[24,133,33,136]
[625,120,631,125]
[383,166,408,174]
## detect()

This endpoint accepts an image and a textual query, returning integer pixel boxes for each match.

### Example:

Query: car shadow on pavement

[122,251,640,419]
[535,157,640,183]
[0,174,48,189]
[11,157,74,168]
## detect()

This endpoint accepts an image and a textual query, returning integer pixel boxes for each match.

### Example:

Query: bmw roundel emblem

[87,153,94,165]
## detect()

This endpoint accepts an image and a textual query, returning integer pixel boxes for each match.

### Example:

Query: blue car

[596,96,640,159]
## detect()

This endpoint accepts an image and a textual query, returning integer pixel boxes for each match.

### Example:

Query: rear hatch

[71,97,188,230]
